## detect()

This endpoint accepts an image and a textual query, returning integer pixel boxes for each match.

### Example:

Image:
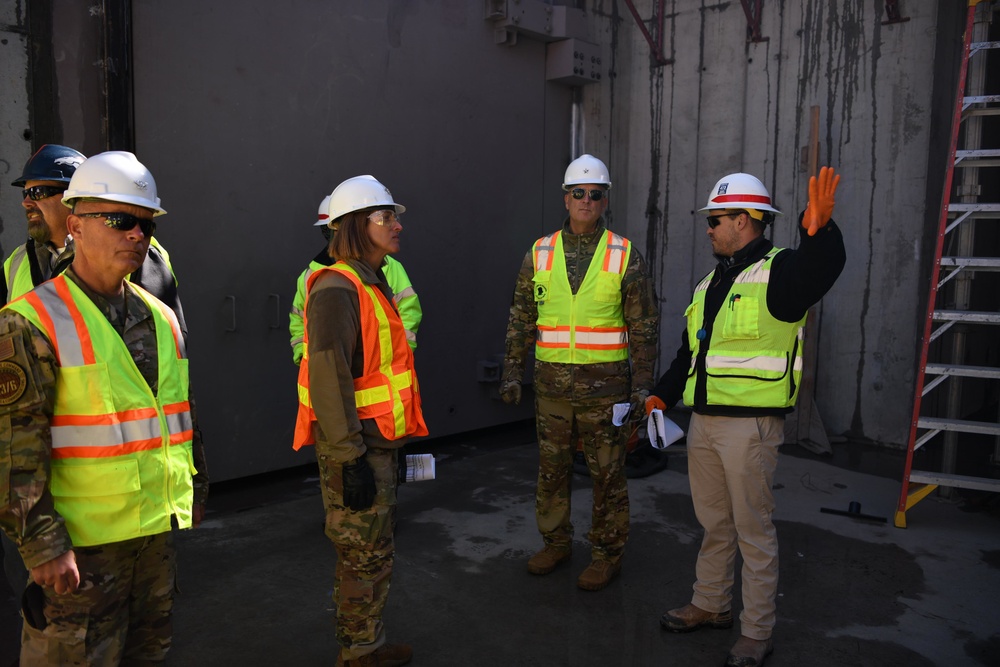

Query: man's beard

[27,219,52,245]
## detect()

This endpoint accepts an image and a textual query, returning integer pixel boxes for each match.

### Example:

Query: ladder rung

[924,363,1000,379]
[948,203,1000,212]
[956,149,1000,159]
[955,159,1000,168]
[940,257,1000,270]
[917,417,1000,436]
[964,95,1000,105]
[932,310,1000,324]
[909,470,1000,493]
[965,108,1000,117]
[970,40,1000,51]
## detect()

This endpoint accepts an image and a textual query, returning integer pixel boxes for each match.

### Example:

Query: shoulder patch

[0,335,14,361]
[0,360,27,405]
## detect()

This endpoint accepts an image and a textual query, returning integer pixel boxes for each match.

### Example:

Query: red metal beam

[622,0,671,66]
[739,0,769,43]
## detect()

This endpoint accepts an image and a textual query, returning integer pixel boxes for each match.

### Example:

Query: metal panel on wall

[131,1,571,480]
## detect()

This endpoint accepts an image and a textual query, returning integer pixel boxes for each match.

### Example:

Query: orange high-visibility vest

[293,261,427,450]
[3,275,194,546]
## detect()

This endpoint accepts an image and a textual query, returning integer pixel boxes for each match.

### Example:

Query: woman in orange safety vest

[292,175,426,667]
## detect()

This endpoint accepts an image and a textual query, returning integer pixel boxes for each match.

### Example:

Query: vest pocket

[532,273,551,302]
[50,459,141,546]
[593,273,622,303]
[721,295,760,340]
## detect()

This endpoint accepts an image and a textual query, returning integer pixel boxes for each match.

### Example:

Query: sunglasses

[367,209,401,227]
[569,188,606,201]
[706,211,743,229]
[77,212,157,236]
[22,185,67,201]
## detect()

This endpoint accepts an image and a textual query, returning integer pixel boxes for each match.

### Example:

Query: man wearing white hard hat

[0,151,208,665]
[293,175,427,666]
[502,154,659,592]
[648,168,846,666]
[289,194,422,366]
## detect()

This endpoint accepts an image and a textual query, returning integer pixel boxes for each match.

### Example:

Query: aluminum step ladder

[895,0,1000,528]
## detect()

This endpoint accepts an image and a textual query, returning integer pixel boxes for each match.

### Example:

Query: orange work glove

[645,395,666,416]
[802,165,841,236]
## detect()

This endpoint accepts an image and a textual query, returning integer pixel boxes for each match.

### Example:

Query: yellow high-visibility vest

[531,229,631,364]
[683,250,805,409]
[4,275,195,546]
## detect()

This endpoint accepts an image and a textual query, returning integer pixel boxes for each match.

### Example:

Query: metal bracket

[623,0,671,66]
[225,295,237,332]
[882,0,910,26]
[739,0,769,43]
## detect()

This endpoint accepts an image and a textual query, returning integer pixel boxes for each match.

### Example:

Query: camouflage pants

[318,446,398,661]
[534,396,630,563]
[20,531,176,667]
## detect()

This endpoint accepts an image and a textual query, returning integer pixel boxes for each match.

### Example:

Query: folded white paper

[403,453,436,482]
[612,402,631,427]
[647,409,684,450]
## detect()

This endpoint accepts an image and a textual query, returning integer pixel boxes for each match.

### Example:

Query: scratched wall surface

[581,0,959,446]
[0,1,30,265]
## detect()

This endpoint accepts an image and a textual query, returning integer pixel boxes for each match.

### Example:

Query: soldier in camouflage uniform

[502,155,659,591]
[293,176,426,667]
[0,151,208,666]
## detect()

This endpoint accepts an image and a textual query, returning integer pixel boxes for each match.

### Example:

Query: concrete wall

[580,0,960,446]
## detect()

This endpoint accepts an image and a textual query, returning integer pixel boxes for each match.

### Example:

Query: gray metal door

[131,1,572,480]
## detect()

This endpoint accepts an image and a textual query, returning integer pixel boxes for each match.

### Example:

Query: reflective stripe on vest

[531,230,631,364]
[3,275,194,546]
[4,245,36,304]
[683,250,806,409]
[293,261,428,450]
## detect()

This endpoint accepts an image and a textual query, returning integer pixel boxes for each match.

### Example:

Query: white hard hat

[62,151,166,215]
[314,194,332,227]
[562,154,612,190]
[327,175,405,225]
[699,172,781,215]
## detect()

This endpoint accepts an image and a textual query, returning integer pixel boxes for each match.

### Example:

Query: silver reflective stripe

[734,266,770,284]
[405,329,416,343]
[6,246,27,297]
[290,306,304,317]
[394,286,416,303]
[575,330,627,346]
[51,414,161,450]
[32,283,86,367]
[537,329,571,344]
[166,410,193,435]
[534,233,558,272]
[694,274,712,293]
[705,354,788,374]
[290,334,304,347]
[606,233,628,274]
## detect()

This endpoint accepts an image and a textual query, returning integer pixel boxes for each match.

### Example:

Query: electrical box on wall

[546,39,602,86]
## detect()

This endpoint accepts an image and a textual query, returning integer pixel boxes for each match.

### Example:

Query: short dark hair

[328,208,376,261]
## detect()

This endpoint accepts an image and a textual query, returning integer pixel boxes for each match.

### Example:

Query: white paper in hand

[647,409,684,450]
[612,402,631,427]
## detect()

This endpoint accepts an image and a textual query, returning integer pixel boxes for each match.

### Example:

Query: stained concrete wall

[578,0,961,446]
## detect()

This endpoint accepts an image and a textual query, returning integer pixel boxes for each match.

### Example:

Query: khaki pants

[687,412,782,640]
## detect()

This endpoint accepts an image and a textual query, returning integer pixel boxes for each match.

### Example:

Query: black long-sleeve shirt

[652,215,846,417]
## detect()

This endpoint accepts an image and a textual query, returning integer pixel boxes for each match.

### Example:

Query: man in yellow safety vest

[502,154,659,592]
[0,150,208,665]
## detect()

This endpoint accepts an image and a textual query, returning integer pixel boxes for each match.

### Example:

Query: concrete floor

[2,419,999,666]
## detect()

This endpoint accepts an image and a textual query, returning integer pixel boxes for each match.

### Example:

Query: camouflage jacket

[503,219,660,403]
[0,267,208,569]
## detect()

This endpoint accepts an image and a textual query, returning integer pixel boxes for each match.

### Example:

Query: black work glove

[341,456,376,511]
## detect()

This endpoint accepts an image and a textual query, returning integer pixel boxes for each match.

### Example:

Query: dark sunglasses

[706,211,743,229]
[569,188,606,201]
[22,185,67,201]
[77,212,156,236]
